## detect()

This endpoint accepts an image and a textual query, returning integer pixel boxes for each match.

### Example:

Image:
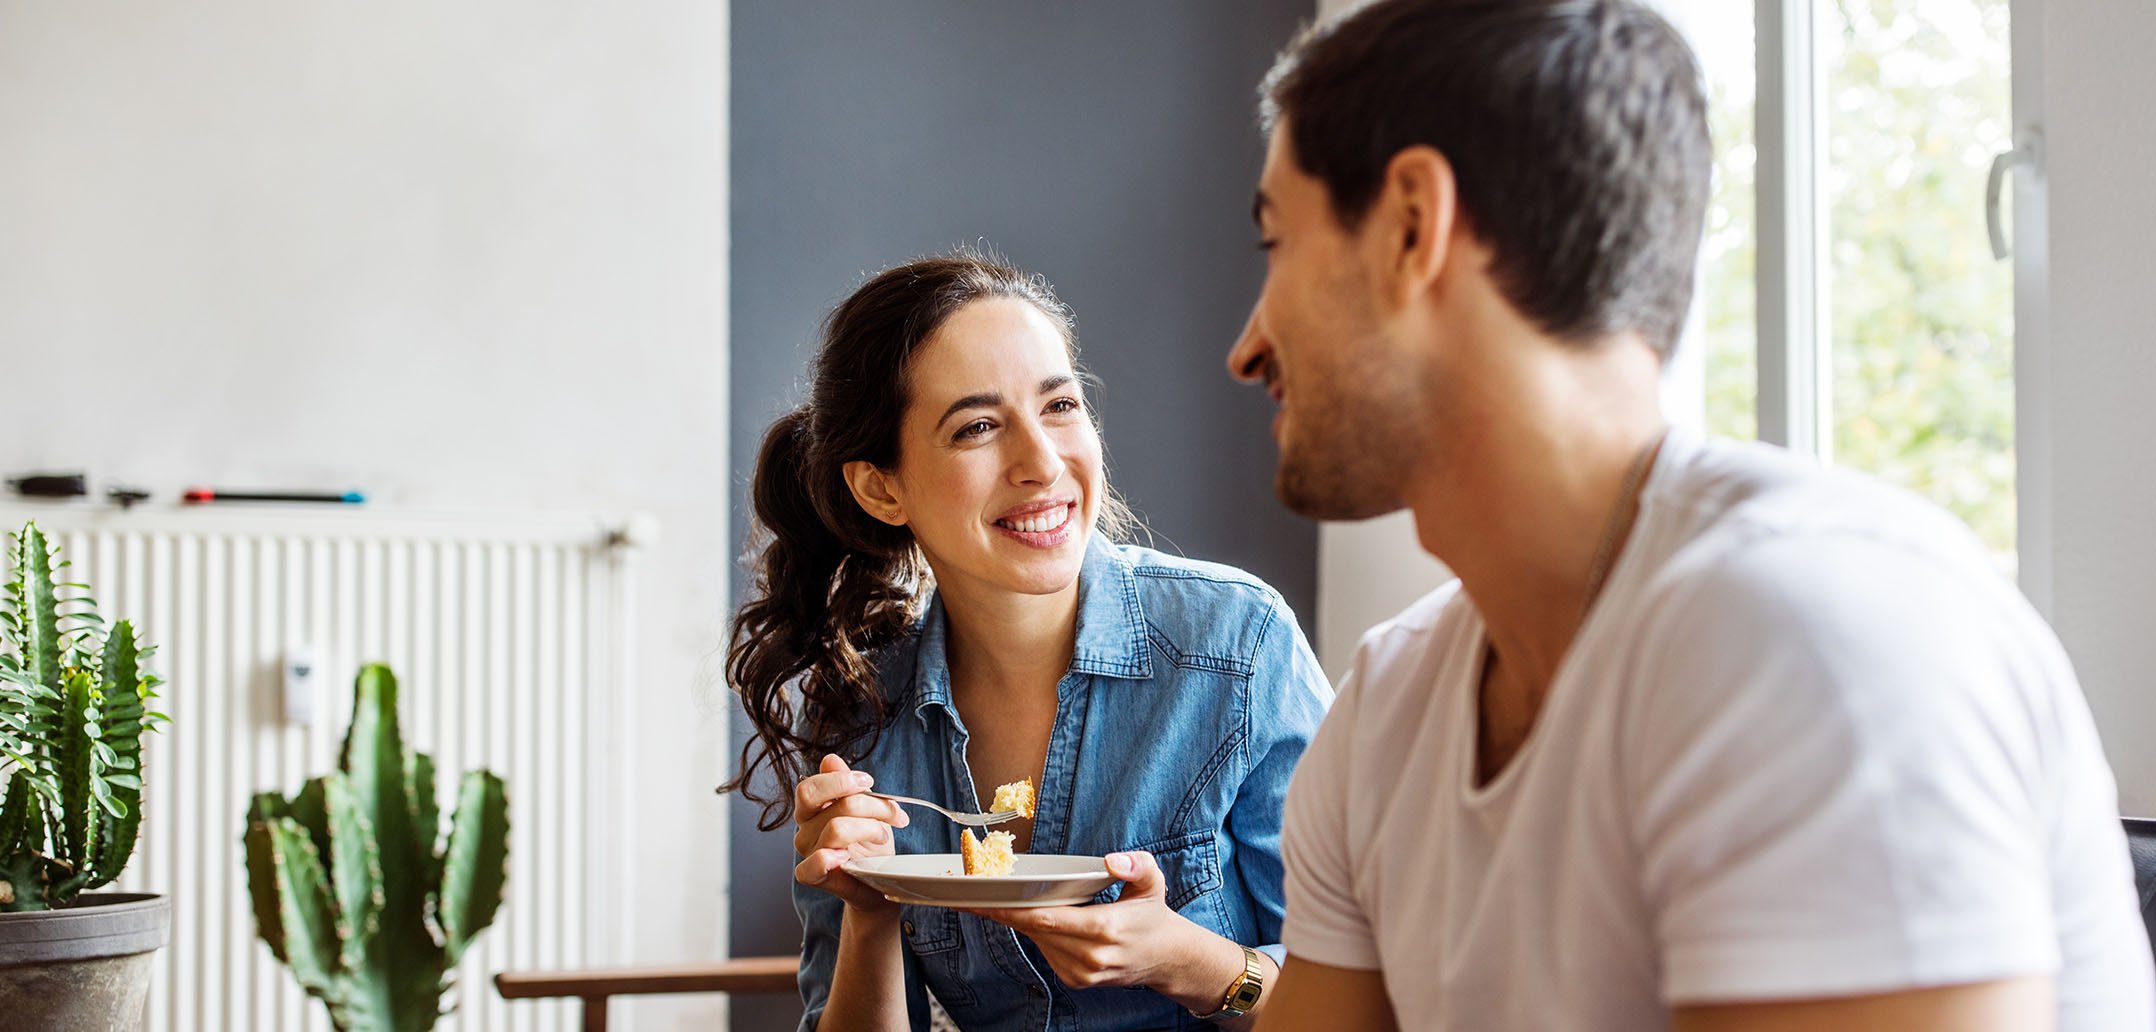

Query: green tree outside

[1701,0,2015,566]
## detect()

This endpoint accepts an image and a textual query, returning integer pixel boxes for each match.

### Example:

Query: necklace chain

[1581,427,1670,618]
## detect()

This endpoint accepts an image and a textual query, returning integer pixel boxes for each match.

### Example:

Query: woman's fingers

[794,759,874,824]
[791,796,909,854]
[794,849,901,911]
[795,809,902,857]
[818,815,897,851]
[795,847,880,905]
[795,847,851,886]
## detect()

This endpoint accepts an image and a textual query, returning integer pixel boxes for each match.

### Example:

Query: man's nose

[1227,306,1269,384]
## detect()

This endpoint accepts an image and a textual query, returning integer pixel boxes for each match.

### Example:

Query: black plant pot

[0,893,171,1032]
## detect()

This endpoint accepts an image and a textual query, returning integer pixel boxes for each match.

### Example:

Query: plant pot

[0,893,170,1032]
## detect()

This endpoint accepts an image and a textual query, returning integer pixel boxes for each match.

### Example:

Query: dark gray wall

[728,3,1315,1028]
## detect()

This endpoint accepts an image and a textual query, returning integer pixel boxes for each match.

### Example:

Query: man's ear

[1367,145,1458,308]
[843,460,909,527]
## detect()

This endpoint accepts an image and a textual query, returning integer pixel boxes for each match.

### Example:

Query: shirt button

[902,920,915,936]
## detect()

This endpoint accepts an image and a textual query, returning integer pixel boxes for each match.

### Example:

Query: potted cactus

[244,663,509,1032]
[0,522,171,1031]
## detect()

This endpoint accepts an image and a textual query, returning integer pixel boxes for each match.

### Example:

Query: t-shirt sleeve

[1280,653,1383,970]
[1631,531,2064,1005]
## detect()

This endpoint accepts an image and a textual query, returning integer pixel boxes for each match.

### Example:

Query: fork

[865,791,1022,828]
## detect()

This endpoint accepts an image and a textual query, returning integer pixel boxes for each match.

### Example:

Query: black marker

[183,488,365,504]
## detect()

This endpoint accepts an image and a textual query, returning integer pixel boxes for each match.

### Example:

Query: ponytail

[722,409,925,831]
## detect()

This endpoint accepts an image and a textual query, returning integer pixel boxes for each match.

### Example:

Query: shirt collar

[910,537,1154,725]
[1069,536,1152,680]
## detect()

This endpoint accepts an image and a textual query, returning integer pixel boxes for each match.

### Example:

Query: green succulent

[0,521,167,912]
[244,663,509,1032]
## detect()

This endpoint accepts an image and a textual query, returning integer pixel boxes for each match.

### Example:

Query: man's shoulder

[1646,435,2003,605]
[1359,577,1466,646]
[1661,434,1982,546]
[1336,579,1473,701]
[1612,435,2070,710]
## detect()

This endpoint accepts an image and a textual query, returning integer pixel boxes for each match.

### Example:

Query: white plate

[843,853,1115,908]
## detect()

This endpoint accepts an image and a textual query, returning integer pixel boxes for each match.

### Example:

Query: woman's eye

[1045,397,1081,415]
[956,419,994,440]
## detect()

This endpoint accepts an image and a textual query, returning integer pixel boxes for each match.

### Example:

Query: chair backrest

[2123,818,2156,957]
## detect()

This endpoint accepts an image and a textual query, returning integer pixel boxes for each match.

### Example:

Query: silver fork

[865,791,1022,828]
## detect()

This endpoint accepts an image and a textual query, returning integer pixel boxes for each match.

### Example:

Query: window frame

[1749,0,2048,605]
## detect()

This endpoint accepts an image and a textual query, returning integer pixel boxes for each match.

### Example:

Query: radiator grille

[0,506,635,1032]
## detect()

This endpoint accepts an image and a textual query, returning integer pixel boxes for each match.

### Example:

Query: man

[1226,1,2155,1030]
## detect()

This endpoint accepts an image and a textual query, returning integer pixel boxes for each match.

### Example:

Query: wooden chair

[495,955,799,1032]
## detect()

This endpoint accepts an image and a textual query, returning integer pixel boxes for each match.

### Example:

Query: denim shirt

[794,539,1332,1032]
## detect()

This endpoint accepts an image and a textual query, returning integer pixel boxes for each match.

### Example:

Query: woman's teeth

[999,505,1070,534]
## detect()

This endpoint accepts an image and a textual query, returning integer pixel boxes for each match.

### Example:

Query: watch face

[1195,947,1264,1021]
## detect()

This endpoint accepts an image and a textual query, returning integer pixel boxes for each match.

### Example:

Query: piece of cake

[960,828,1017,876]
[991,777,1036,820]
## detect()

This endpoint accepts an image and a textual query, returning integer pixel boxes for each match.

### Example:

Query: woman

[723,250,1331,1031]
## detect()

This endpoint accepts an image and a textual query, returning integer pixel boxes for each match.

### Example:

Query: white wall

[1317,514,1452,680]
[0,3,731,1028]
[2041,0,2156,814]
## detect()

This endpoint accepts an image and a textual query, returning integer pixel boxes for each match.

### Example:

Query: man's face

[1228,123,1425,521]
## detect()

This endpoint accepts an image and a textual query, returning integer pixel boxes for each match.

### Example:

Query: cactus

[0,522,167,911]
[244,664,508,1032]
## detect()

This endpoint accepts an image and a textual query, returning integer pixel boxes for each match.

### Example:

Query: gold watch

[1190,944,1265,1023]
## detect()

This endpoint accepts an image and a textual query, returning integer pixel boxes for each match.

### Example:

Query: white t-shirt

[1282,430,2155,1030]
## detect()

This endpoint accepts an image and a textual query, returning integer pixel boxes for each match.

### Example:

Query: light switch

[283,646,320,726]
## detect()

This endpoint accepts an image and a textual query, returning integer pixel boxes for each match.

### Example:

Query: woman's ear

[843,460,908,527]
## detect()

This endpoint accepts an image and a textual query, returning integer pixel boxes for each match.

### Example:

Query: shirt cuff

[1281,925,1384,972]
[1663,916,2061,1004]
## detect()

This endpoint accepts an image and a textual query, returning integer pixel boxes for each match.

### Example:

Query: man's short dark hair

[1261,0,1711,357]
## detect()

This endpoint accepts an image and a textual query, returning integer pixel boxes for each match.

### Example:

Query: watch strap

[1190,944,1265,1023]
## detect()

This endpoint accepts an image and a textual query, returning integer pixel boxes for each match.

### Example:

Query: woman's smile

[993,499,1078,547]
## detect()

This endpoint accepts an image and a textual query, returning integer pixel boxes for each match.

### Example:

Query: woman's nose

[1009,420,1067,486]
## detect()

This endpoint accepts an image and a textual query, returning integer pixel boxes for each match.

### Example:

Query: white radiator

[0,504,639,1032]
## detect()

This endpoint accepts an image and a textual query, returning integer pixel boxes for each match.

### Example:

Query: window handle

[1987,134,2040,261]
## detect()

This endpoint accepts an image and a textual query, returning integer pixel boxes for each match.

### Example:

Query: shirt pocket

[1091,829,1225,915]
[900,903,977,1008]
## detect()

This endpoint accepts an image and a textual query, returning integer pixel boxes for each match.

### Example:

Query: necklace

[1580,426,1670,618]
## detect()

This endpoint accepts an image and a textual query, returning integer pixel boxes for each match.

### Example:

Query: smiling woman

[841,297,1107,603]
[719,249,1333,1032]
[720,251,1134,825]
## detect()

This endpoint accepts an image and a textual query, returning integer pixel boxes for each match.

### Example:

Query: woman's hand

[792,753,911,914]
[966,851,1250,1010]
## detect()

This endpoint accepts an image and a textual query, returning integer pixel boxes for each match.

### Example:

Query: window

[1660,0,2022,574]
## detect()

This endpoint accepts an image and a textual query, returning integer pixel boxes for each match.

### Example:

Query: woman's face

[850,297,1103,602]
